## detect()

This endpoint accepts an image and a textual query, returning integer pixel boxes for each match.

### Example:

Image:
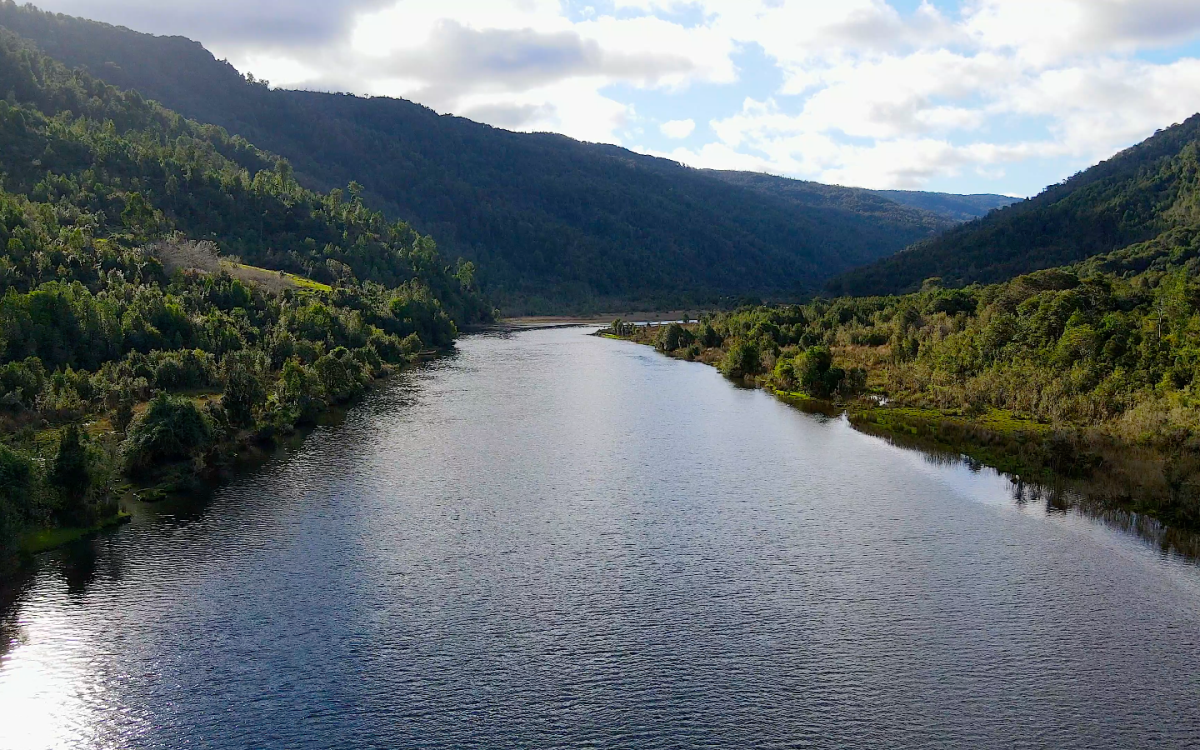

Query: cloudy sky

[30,0,1200,196]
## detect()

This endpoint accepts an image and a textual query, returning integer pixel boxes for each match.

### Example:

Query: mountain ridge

[829,114,1200,297]
[0,1,1012,313]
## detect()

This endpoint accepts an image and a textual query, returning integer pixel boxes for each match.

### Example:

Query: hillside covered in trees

[0,31,490,563]
[831,115,1200,297]
[0,1,1008,313]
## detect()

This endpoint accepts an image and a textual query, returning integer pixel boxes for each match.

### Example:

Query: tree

[656,323,694,353]
[795,346,845,399]
[121,192,159,236]
[123,393,213,473]
[50,423,93,523]
[720,340,761,379]
[221,354,267,428]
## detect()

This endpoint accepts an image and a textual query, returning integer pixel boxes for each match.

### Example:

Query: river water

[2,328,1199,749]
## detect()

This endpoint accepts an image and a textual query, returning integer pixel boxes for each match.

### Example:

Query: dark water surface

[2,328,1199,749]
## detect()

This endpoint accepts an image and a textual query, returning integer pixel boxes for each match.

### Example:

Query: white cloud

[32,0,1200,193]
[966,0,1200,64]
[660,118,696,139]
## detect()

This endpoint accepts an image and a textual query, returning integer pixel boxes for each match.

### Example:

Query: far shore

[494,311,692,330]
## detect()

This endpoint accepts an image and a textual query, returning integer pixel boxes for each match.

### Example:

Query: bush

[221,352,267,428]
[123,393,213,473]
[720,340,761,379]
[795,346,843,399]
[772,358,797,391]
[315,347,366,403]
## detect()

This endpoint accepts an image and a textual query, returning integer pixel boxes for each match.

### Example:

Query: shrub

[795,346,843,399]
[720,340,761,379]
[315,347,365,403]
[123,393,213,473]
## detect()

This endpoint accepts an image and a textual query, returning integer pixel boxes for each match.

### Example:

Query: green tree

[123,393,213,473]
[221,354,267,428]
[720,340,761,379]
[49,423,93,523]
[795,346,845,399]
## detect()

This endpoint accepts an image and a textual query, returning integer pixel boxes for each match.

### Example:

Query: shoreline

[601,326,1200,539]
[3,354,426,576]
[495,311,690,330]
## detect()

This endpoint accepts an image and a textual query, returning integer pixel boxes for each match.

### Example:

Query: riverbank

[602,323,1200,534]
[1,351,432,576]
[496,312,689,330]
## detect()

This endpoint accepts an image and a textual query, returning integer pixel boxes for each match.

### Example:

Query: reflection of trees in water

[1010,478,1200,561]
[0,524,134,646]
[1,373,426,626]
[875,427,1200,562]
[0,567,37,661]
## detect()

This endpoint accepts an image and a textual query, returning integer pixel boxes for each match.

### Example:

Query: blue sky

[34,0,1200,197]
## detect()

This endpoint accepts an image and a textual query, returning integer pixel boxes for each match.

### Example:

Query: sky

[28,0,1200,197]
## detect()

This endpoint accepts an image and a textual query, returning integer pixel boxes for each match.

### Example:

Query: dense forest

[613,227,1200,529]
[832,115,1200,297]
[0,1,1007,313]
[0,31,491,563]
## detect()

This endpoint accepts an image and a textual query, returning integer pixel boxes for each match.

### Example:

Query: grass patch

[20,511,132,555]
[857,406,1050,437]
[225,262,333,293]
[849,404,1069,480]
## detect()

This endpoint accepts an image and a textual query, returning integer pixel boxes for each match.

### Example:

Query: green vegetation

[832,114,1200,296]
[20,511,129,555]
[0,31,491,567]
[0,1,1013,313]
[611,241,1200,529]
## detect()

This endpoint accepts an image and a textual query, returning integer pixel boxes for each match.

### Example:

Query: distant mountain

[0,2,999,313]
[704,171,953,232]
[871,191,1018,223]
[830,116,1200,297]
[708,172,1016,227]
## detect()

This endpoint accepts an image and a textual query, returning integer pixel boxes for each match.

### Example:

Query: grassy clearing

[20,512,132,555]
[157,238,332,294]
[225,262,333,293]
[857,406,1051,437]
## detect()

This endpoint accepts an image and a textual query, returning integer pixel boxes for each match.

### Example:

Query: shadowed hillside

[1,1,1007,313]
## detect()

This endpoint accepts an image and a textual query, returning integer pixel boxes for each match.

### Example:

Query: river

[2,327,1199,749]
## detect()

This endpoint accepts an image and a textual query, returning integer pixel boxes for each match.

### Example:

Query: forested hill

[2,2,994,313]
[830,115,1200,297]
[0,29,492,555]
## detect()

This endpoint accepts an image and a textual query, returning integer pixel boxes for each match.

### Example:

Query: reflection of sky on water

[3,328,1199,750]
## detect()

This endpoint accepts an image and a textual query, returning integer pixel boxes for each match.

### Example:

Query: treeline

[613,229,1200,528]
[0,32,492,561]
